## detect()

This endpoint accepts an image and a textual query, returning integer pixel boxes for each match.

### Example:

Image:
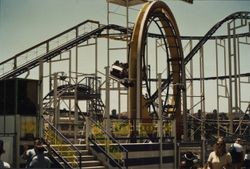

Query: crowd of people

[21,138,51,168]
[206,137,247,169]
[1,136,250,168]
[0,138,51,168]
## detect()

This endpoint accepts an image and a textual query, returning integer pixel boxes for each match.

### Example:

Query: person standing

[28,142,51,168]
[230,138,244,169]
[22,138,45,168]
[207,137,232,169]
[244,149,250,169]
[22,138,49,168]
[0,140,10,168]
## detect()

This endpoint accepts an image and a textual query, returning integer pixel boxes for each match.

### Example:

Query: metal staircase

[43,104,129,169]
[43,116,106,169]
[51,144,105,169]
[41,74,108,168]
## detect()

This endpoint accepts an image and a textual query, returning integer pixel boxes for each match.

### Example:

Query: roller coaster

[0,0,250,168]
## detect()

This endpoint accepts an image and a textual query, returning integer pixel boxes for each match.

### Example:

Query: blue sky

[1,0,250,59]
[0,0,250,112]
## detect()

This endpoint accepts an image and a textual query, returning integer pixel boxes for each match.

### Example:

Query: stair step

[51,144,87,147]
[79,155,96,161]
[60,160,102,167]
[55,155,96,161]
[82,160,102,167]
[51,144,87,149]
[82,157,96,161]
[49,144,104,168]
[57,150,89,156]
[82,166,105,169]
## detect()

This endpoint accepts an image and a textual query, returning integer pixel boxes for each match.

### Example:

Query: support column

[39,60,44,137]
[53,73,58,128]
[105,66,111,134]
[157,73,163,169]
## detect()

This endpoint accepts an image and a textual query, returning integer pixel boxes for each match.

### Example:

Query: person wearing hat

[207,137,232,169]
[0,140,10,168]
[230,138,244,169]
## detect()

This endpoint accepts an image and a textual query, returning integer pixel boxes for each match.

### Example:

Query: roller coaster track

[184,11,250,65]
[1,12,249,81]
[146,11,250,110]
[1,8,249,127]
[43,83,105,118]
[0,20,128,80]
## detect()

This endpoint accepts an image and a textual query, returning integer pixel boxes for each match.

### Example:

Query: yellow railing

[89,119,128,169]
[43,118,81,168]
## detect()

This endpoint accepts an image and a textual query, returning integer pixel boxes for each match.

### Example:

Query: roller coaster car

[110,61,133,87]
[110,60,128,79]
